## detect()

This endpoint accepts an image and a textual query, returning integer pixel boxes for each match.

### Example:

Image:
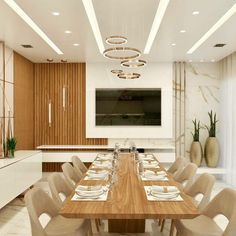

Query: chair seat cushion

[175,215,223,236]
[45,215,88,236]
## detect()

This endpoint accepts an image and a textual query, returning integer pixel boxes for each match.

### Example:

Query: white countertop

[37,145,175,150]
[0,150,41,169]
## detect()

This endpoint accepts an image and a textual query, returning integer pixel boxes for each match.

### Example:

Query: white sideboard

[0,151,42,209]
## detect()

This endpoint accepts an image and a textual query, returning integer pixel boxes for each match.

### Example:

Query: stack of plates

[143,170,167,180]
[86,170,109,180]
[150,186,180,199]
[97,153,113,161]
[142,160,159,168]
[75,185,104,199]
[93,160,112,168]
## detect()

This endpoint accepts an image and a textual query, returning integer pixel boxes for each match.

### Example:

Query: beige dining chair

[174,163,198,191]
[72,155,88,174]
[169,173,216,236]
[24,187,92,236]
[62,162,82,189]
[167,157,186,178]
[48,172,73,207]
[174,188,236,236]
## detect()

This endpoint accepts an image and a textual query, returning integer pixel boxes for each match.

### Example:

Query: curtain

[173,62,186,158]
[220,52,236,187]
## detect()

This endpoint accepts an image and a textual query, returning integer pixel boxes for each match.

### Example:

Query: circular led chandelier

[105,36,127,45]
[117,72,140,80]
[121,59,146,68]
[103,47,141,60]
[111,69,123,74]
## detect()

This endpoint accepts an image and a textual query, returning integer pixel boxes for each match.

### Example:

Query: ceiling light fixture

[47,58,53,62]
[111,69,123,74]
[192,11,199,15]
[144,0,170,54]
[61,59,67,63]
[82,0,105,54]
[52,12,60,16]
[118,72,141,80]
[187,3,236,54]
[4,0,63,55]
[106,36,127,45]
[103,47,141,60]
[200,59,204,62]
[180,30,186,33]
[73,43,80,46]
[211,59,215,62]
[121,59,146,68]
[171,43,176,46]
[65,30,72,34]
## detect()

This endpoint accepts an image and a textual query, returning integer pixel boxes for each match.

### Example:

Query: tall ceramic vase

[204,137,219,167]
[190,141,203,167]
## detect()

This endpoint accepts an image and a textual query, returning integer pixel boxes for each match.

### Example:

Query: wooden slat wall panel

[34,63,107,147]
[14,52,34,149]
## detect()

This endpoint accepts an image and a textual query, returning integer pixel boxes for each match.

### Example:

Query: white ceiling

[0,0,236,62]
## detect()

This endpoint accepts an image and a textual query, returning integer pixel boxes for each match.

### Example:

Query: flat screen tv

[96,89,161,126]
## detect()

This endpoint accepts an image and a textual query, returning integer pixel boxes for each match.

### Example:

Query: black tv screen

[96,89,161,126]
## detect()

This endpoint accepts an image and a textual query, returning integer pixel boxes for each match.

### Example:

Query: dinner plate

[144,174,167,180]
[150,191,179,199]
[75,189,104,197]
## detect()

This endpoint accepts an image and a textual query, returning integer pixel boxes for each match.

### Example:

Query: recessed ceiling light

[82,0,105,54]
[4,0,63,55]
[73,43,80,46]
[144,0,170,54]
[180,30,186,33]
[65,30,72,34]
[211,59,215,62]
[187,3,236,54]
[200,59,204,62]
[189,59,192,62]
[52,12,60,16]
[192,11,199,15]
[171,43,176,46]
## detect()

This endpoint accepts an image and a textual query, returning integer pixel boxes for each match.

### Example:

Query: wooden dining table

[60,153,199,233]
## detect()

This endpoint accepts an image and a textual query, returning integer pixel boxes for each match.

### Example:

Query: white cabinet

[0,151,42,209]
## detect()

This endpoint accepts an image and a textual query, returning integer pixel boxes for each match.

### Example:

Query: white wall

[86,63,173,139]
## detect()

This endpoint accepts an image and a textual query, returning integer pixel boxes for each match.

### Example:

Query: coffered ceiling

[0,0,236,62]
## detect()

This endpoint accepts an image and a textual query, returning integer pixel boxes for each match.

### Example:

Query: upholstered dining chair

[24,187,92,236]
[174,188,236,236]
[167,157,186,178]
[174,163,198,191]
[62,162,82,189]
[48,172,73,207]
[72,156,88,174]
[169,173,216,236]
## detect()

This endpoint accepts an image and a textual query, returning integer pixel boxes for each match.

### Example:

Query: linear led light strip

[187,3,236,54]
[82,0,105,54]
[144,0,170,54]
[4,0,63,55]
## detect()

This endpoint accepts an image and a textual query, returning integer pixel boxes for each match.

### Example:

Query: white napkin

[75,185,104,197]
[93,160,112,168]
[76,185,102,191]
[151,185,179,194]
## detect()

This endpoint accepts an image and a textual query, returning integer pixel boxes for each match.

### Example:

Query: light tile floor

[0,178,233,236]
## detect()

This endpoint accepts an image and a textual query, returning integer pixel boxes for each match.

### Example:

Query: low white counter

[0,150,42,208]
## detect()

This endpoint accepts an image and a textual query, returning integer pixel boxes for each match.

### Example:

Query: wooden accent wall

[34,63,107,147]
[14,52,34,149]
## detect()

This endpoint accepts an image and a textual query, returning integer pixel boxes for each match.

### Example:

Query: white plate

[150,192,179,199]
[76,189,104,197]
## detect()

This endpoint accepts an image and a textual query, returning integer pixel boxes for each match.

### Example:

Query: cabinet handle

[63,86,66,111]
[48,100,52,127]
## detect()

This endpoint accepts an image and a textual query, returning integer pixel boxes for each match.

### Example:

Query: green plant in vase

[204,110,219,167]
[7,137,17,158]
[190,119,203,167]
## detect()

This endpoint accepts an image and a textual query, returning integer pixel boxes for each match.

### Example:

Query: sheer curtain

[220,52,236,187]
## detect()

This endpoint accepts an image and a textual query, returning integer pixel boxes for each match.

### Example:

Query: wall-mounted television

[96,88,161,126]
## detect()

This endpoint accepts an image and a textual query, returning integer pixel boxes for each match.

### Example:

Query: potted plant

[204,110,219,167]
[190,119,203,167]
[7,137,17,158]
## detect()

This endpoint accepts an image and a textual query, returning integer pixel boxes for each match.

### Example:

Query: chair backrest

[167,157,186,177]
[48,172,73,207]
[24,188,59,236]
[62,162,81,189]
[72,155,87,174]
[174,163,198,191]
[185,173,215,212]
[203,188,236,236]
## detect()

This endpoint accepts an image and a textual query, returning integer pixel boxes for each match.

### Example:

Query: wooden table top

[60,153,199,219]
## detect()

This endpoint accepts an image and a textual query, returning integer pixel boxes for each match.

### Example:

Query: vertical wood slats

[34,63,107,147]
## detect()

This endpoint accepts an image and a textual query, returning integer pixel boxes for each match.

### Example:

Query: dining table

[59,153,199,233]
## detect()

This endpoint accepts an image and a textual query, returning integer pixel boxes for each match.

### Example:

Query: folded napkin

[142,162,159,168]
[97,153,113,160]
[75,185,104,197]
[93,160,112,168]
[87,170,108,175]
[76,185,102,192]
[151,185,179,194]
[144,170,166,177]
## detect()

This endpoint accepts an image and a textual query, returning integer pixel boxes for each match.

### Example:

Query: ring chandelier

[117,72,140,80]
[103,47,141,60]
[105,36,128,45]
[111,69,123,74]
[121,59,147,68]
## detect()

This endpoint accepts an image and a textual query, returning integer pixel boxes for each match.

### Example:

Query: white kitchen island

[0,151,42,208]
